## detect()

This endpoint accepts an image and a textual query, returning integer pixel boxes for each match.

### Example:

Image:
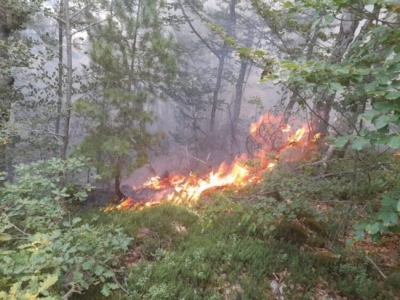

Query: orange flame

[280,124,291,132]
[286,128,306,147]
[112,113,312,210]
[312,133,321,142]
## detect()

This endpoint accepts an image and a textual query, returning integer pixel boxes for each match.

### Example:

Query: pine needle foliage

[74,0,177,196]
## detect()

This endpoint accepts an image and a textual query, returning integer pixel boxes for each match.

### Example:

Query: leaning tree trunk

[322,5,380,159]
[334,5,380,137]
[282,15,323,124]
[310,11,359,137]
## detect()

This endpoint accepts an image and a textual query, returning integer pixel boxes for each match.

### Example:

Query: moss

[303,217,326,236]
[308,236,326,248]
[313,251,341,267]
[274,222,309,244]
[384,271,400,291]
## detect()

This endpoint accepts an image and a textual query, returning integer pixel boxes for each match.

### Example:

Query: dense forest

[1,0,400,299]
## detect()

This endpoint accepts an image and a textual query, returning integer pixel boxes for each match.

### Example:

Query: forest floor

[73,155,400,300]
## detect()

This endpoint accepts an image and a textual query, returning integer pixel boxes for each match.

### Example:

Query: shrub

[0,158,132,299]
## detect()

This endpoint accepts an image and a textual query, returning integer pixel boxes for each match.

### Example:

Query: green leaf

[387,63,400,73]
[281,61,299,69]
[345,238,353,247]
[330,82,343,91]
[333,136,352,148]
[0,233,12,241]
[391,80,400,88]
[103,270,114,278]
[72,217,81,225]
[360,109,382,121]
[354,230,365,241]
[365,222,380,235]
[364,81,378,92]
[94,265,106,276]
[397,200,400,212]
[377,74,390,85]
[387,135,400,148]
[38,274,58,294]
[373,101,394,111]
[351,137,369,151]
[335,67,349,74]
[377,212,398,227]
[373,115,399,129]
[283,1,293,8]
[324,15,334,24]
[82,258,95,270]
[385,91,400,100]
[359,127,369,137]
[382,195,397,207]
[101,285,111,297]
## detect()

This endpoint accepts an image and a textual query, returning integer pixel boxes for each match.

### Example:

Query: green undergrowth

[71,151,400,299]
[74,199,392,299]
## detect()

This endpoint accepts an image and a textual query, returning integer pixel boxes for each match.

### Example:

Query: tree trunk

[129,0,141,87]
[231,60,248,132]
[210,53,226,131]
[0,2,13,180]
[115,170,125,201]
[55,0,64,135]
[209,0,237,132]
[283,18,322,124]
[62,0,72,161]
[310,11,359,137]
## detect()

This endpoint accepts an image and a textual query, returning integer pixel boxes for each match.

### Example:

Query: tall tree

[178,0,238,132]
[62,0,73,161]
[309,10,359,137]
[268,0,400,153]
[252,0,365,143]
[0,0,42,179]
[75,0,177,199]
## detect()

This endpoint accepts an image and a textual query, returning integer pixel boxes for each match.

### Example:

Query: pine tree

[75,0,177,199]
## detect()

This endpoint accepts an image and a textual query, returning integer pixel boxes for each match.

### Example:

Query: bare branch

[62,287,75,300]
[112,275,131,295]
[70,3,92,20]
[290,88,343,136]
[366,255,387,279]
[185,146,209,166]
[177,0,219,57]
[70,19,108,37]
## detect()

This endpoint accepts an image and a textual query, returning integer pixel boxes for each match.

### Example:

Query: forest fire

[114,113,310,210]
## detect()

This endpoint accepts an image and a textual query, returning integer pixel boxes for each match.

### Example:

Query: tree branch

[366,255,387,279]
[112,275,131,295]
[70,19,108,37]
[70,3,92,20]
[290,88,343,136]
[177,0,219,57]
[62,287,75,300]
